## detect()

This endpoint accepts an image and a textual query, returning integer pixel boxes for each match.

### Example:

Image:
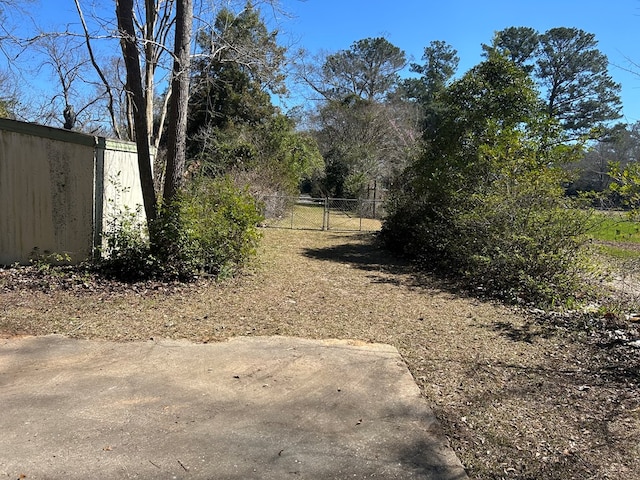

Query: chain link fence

[261,196,384,232]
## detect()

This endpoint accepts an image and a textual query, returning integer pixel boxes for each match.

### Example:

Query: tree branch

[74,0,122,138]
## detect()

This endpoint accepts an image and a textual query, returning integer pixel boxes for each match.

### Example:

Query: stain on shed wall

[0,119,145,265]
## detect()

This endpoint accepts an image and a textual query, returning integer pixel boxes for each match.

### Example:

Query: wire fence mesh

[261,196,384,232]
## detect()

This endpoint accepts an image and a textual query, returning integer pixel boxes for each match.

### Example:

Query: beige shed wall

[0,126,95,264]
[0,119,146,265]
[98,138,147,246]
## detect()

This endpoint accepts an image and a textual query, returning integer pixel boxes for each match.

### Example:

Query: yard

[1,227,639,479]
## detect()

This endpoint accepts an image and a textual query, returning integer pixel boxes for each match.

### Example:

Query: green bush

[98,176,263,281]
[97,206,158,281]
[383,169,594,305]
[381,53,594,306]
[179,176,264,278]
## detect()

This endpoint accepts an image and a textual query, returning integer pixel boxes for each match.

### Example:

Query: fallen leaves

[1,229,639,480]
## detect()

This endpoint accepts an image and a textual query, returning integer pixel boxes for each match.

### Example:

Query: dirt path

[1,229,639,479]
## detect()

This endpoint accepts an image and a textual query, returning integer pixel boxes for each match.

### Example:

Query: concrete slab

[0,335,468,479]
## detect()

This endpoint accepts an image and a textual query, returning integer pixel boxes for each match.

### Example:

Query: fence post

[372,180,377,219]
[324,197,329,230]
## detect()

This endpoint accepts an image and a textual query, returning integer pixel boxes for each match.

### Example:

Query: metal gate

[262,196,384,232]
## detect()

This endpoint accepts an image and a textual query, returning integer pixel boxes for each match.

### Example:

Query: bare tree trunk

[163,0,192,202]
[125,85,135,140]
[144,0,156,147]
[116,0,157,224]
[154,84,171,152]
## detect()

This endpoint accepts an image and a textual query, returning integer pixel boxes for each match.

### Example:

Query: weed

[29,248,72,274]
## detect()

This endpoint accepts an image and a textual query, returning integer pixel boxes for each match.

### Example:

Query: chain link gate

[261,196,384,232]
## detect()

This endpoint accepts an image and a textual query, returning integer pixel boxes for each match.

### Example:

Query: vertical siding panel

[0,119,145,265]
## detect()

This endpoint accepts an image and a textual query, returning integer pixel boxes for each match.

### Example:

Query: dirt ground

[1,228,639,480]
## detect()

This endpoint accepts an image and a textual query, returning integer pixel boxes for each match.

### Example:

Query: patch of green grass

[263,203,381,231]
[588,212,640,243]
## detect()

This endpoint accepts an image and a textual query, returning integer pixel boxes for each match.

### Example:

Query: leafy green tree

[187,2,321,196]
[193,114,322,191]
[303,37,418,197]
[538,27,621,136]
[402,40,459,105]
[188,50,277,161]
[484,26,622,138]
[302,37,406,102]
[382,52,592,305]
[483,26,539,73]
[189,1,285,136]
[313,96,383,197]
[399,40,458,139]
[323,37,406,101]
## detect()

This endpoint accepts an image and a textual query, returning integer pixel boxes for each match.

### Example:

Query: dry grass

[263,203,382,231]
[1,228,639,479]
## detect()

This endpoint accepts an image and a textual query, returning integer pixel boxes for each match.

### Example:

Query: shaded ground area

[1,229,639,479]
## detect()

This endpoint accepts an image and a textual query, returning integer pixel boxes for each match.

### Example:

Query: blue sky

[27,0,640,124]
[278,0,640,123]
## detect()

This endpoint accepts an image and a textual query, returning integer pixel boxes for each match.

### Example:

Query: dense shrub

[98,176,263,281]
[381,54,594,306]
[179,176,263,278]
[383,165,594,306]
